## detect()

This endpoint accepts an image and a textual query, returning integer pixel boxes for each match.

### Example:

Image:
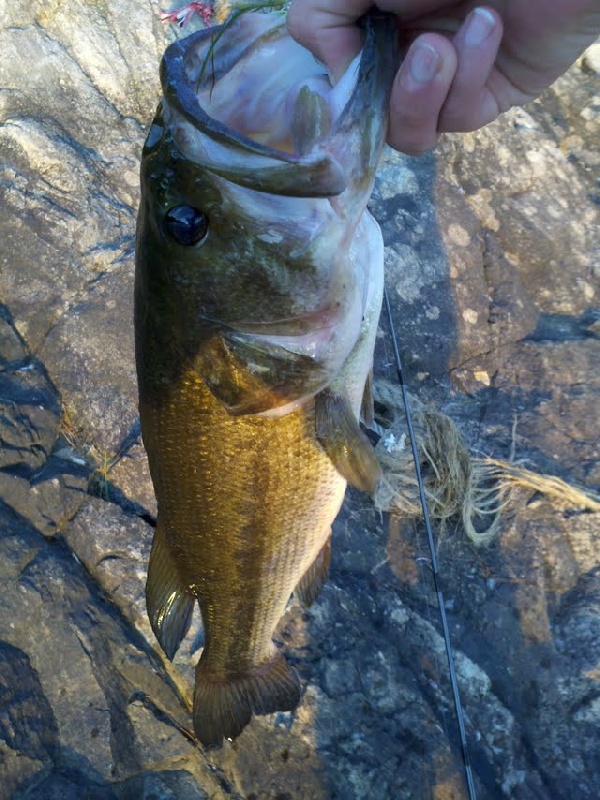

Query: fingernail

[409,42,441,84]
[464,7,496,45]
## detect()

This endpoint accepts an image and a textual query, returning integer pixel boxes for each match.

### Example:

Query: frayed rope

[372,382,599,546]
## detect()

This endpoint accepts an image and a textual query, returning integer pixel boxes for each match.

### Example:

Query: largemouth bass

[135,10,397,746]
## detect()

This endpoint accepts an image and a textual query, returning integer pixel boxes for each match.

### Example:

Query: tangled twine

[372,382,600,546]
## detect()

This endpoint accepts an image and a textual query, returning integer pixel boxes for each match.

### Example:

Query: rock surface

[0,3,598,798]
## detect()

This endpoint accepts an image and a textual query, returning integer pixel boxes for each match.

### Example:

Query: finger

[438,6,504,132]
[286,0,372,80]
[287,0,459,81]
[387,33,457,155]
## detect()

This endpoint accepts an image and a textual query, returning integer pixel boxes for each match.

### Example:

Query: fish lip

[159,13,399,197]
[160,26,300,166]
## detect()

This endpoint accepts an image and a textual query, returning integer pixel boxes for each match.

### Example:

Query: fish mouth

[160,12,398,197]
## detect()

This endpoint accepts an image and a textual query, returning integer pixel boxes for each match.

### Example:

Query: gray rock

[38,269,138,454]
[581,42,600,74]
[0,500,231,800]
[0,354,60,474]
[0,468,88,538]
[0,4,598,799]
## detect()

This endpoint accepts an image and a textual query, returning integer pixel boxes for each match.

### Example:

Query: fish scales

[135,10,398,746]
[141,369,342,668]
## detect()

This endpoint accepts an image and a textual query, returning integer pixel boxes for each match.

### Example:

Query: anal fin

[146,518,195,660]
[315,387,382,493]
[295,536,331,607]
[193,653,301,747]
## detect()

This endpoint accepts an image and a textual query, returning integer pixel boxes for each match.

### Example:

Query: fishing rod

[383,286,478,800]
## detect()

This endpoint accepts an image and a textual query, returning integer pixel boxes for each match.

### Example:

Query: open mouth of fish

[161,10,372,196]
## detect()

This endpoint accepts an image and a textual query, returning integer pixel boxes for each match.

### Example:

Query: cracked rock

[0,4,598,799]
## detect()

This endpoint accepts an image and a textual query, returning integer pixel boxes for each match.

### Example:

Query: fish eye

[164,205,209,246]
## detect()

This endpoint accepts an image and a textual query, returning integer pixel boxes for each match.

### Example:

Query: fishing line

[383,286,477,800]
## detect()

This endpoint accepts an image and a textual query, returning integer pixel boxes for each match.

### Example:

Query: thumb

[287,0,373,81]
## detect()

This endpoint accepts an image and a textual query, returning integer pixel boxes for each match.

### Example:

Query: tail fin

[193,653,301,746]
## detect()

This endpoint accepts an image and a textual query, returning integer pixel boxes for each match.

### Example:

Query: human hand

[287,1,600,154]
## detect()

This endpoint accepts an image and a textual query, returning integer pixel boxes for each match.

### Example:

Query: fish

[135,9,398,746]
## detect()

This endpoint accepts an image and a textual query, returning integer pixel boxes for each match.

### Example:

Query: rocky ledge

[0,3,598,798]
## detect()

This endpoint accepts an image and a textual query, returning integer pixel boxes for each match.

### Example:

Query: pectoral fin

[146,519,195,660]
[315,388,382,493]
